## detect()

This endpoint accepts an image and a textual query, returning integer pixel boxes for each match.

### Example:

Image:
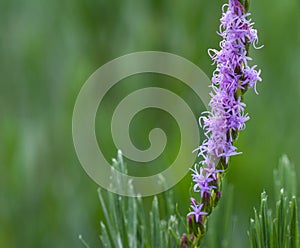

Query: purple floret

[187,198,208,223]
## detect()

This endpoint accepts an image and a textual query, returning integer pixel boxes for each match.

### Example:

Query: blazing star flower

[187,198,207,223]
[188,0,262,223]
[190,165,218,198]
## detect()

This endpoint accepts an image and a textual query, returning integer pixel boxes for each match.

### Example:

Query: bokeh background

[1,0,300,247]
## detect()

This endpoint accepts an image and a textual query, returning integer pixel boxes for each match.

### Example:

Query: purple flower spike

[188,0,262,230]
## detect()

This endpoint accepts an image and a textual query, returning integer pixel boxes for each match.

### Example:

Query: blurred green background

[1,0,300,247]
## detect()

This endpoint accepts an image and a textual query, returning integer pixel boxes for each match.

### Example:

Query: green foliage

[85,155,300,248]
[248,156,299,248]
[95,151,184,248]
[85,150,237,248]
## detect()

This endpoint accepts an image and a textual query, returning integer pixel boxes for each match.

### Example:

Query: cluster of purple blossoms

[187,198,207,223]
[189,0,262,222]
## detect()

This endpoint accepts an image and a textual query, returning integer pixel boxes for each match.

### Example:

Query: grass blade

[289,197,299,248]
[79,235,91,248]
[98,188,119,247]
[100,222,112,248]
[150,196,161,247]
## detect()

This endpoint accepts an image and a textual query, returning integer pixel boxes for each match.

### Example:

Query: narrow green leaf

[160,220,168,247]
[168,215,181,247]
[114,194,129,247]
[260,192,270,247]
[116,233,123,248]
[98,188,119,247]
[254,208,262,247]
[150,196,160,247]
[136,195,148,247]
[289,197,299,248]
[276,189,286,248]
[79,235,91,248]
[127,183,137,248]
[175,203,187,231]
[249,218,259,248]
[117,149,127,174]
[273,219,278,248]
[100,222,112,248]
[109,152,130,247]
